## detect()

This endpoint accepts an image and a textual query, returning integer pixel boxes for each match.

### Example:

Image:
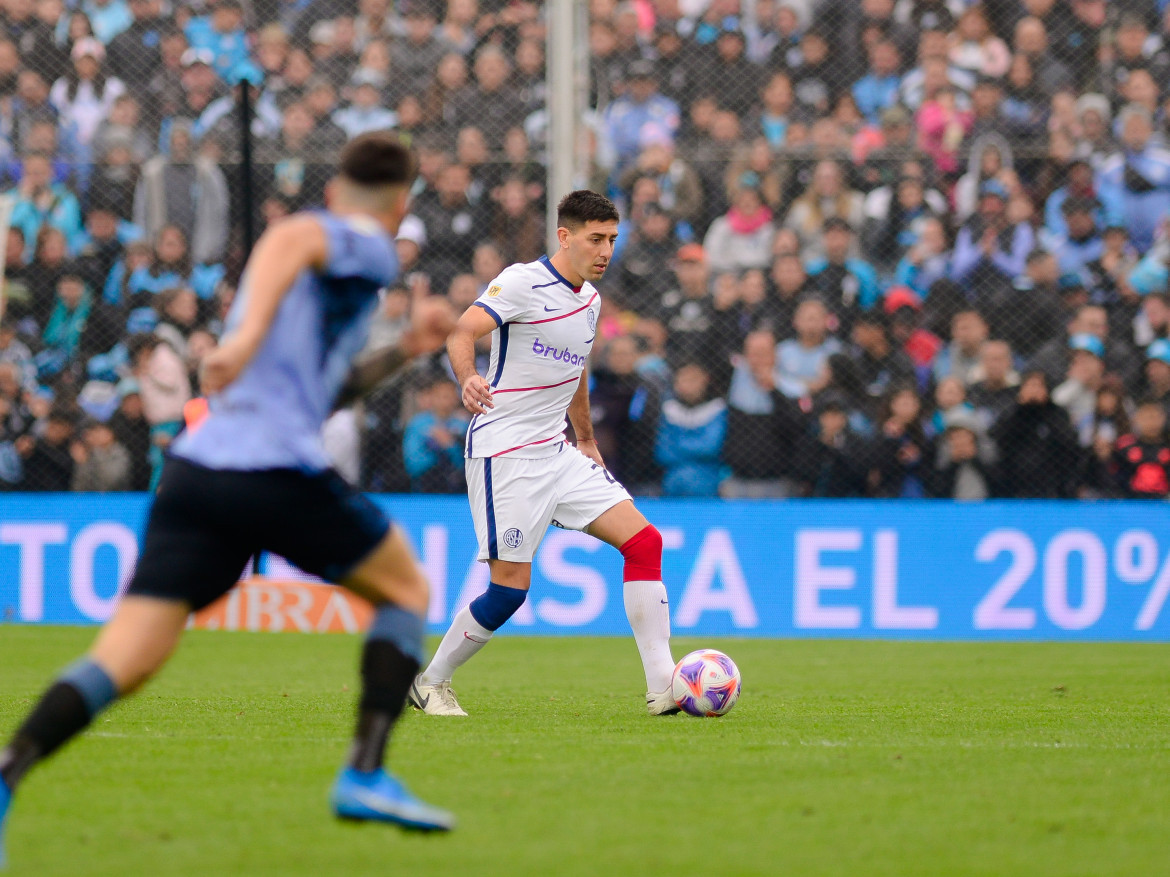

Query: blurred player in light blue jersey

[0,134,457,867]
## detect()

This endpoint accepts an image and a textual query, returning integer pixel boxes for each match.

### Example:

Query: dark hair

[416,369,454,391]
[556,190,620,230]
[855,309,889,331]
[47,403,79,426]
[338,133,417,188]
[1020,369,1051,393]
[66,61,108,104]
[127,333,160,361]
[825,352,866,401]
[953,308,985,324]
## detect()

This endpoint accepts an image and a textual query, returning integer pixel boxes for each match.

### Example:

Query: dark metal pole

[237,76,259,573]
[239,80,256,256]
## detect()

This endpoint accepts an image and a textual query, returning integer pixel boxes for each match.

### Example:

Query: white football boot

[409,678,469,717]
[646,688,681,716]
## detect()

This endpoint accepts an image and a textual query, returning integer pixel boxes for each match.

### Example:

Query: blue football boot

[331,767,454,832]
[0,775,10,869]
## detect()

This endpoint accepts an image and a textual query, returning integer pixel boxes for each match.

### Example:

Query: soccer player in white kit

[410,190,678,716]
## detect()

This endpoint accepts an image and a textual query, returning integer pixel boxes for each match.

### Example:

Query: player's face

[568,220,619,282]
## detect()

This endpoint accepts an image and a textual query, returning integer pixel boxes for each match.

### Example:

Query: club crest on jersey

[586,308,596,332]
[503,528,524,549]
[486,285,502,297]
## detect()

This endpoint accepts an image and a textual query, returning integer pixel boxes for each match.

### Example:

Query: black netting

[1,0,1168,499]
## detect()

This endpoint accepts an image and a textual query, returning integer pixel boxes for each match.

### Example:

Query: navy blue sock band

[59,659,118,718]
[469,583,527,631]
[367,603,425,664]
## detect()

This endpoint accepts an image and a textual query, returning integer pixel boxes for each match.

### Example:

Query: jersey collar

[540,254,583,293]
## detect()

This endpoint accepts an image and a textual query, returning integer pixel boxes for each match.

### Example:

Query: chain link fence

[0,0,1168,500]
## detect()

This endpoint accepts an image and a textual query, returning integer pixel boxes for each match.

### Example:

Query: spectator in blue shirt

[8,154,83,262]
[602,59,680,180]
[951,180,1035,291]
[107,225,222,310]
[893,216,951,297]
[184,0,250,83]
[41,273,91,368]
[654,361,728,496]
[776,297,841,399]
[852,39,903,125]
[1042,158,1123,238]
[1098,104,1170,254]
[82,0,133,44]
[1041,197,1104,278]
[332,73,398,139]
[402,374,470,494]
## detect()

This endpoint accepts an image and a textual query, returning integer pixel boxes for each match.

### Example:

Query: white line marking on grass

[85,731,1168,750]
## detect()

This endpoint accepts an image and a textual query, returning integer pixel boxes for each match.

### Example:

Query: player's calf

[347,603,425,772]
[0,658,119,793]
[0,655,122,867]
[619,524,677,711]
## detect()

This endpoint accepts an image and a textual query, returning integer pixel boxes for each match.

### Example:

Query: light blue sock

[368,604,425,664]
[59,659,118,717]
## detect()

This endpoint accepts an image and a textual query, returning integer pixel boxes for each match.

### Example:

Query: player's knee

[382,568,430,615]
[469,582,527,631]
[350,552,430,614]
[620,524,663,582]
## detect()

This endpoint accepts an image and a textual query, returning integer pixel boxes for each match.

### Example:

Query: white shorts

[466,444,632,562]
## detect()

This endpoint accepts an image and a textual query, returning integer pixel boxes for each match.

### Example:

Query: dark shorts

[125,456,391,611]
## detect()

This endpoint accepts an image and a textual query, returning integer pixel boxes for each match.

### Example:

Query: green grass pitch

[2,628,1168,876]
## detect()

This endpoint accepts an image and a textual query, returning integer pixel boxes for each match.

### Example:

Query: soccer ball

[670,649,742,717]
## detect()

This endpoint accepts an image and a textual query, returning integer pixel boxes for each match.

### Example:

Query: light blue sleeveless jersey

[172,211,397,472]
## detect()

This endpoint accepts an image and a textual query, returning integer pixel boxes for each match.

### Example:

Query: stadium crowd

[1,0,1170,499]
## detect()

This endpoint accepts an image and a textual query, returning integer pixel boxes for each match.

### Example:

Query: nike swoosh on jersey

[543,305,561,312]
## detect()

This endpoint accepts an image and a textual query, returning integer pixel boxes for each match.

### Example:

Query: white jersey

[465,255,600,459]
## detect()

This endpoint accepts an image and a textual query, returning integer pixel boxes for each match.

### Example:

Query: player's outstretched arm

[447,304,500,415]
[335,297,456,409]
[200,216,329,395]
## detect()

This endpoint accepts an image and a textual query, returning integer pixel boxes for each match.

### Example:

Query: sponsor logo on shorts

[503,528,525,549]
[486,284,502,297]
[531,338,588,365]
